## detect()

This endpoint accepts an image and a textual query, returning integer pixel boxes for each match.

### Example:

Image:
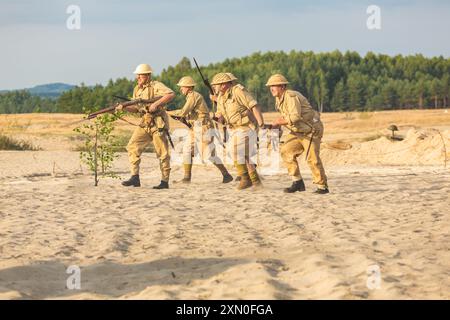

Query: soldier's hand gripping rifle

[110,95,175,149]
[113,95,190,129]
[193,57,227,144]
[87,96,163,119]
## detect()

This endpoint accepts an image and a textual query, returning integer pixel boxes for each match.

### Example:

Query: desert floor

[0,109,449,299]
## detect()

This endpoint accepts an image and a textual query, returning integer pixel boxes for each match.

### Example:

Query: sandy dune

[0,110,449,299]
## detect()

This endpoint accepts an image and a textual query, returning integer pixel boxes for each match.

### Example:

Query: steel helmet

[265,74,289,86]
[133,64,153,74]
[210,73,233,85]
[176,76,196,87]
[226,72,238,81]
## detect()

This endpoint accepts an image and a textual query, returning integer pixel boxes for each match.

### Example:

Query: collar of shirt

[138,81,151,90]
[221,87,233,101]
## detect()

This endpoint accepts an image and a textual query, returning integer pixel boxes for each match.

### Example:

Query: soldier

[211,72,265,190]
[167,76,233,184]
[210,72,257,182]
[117,63,175,189]
[265,74,329,194]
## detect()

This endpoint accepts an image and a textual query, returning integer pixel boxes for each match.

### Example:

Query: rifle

[115,95,191,131]
[87,97,162,120]
[304,129,315,160]
[162,128,175,149]
[193,57,227,144]
[109,95,175,149]
[112,95,131,101]
[193,58,215,100]
[171,113,226,149]
[168,114,192,129]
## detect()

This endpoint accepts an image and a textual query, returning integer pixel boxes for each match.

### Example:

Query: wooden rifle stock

[87,97,162,119]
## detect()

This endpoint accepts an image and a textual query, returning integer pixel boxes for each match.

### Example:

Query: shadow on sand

[0,256,248,299]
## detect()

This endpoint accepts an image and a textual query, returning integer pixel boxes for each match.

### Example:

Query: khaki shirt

[172,91,211,125]
[133,80,174,129]
[133,80,173,101]
[276,90,319,133]
[217,84,257,128]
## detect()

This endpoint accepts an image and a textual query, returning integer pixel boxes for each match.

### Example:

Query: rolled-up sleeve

[175,94,197,117]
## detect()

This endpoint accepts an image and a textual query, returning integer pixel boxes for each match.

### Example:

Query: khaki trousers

[281,132,327,188]
[126,126,171,181]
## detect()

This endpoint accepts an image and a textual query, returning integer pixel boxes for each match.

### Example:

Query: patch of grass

[358,112,374,120]
[343,113,354,120]
[68,134,85,142]
[112,134,131,152]
[0,134,40,150]
[3,119,32,131]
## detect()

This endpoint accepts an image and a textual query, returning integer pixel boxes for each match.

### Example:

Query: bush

[74,111,121,186]
[0,134,40,150]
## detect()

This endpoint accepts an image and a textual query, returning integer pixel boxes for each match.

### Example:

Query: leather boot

[122,175,140,187]
[314,187,329,194]
[214,163,233,183]
[237,173,252,190]
[249,170,262,188]
[222,174,233,183]
[180,177,191,183]
[283,180,306,193]
[153,180,169,189]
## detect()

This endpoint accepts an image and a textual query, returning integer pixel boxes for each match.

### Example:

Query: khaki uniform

[276,90,327,188]
[217,84,259,177]
[170,90,223,165]
[126,80,173,181]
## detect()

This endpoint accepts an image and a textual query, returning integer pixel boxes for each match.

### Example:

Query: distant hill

[0,83,76,98]
[27,83,76,98]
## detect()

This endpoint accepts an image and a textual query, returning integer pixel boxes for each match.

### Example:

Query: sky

[0,0,449,90]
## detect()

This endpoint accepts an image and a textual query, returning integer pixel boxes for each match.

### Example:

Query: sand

[0,110,449,299]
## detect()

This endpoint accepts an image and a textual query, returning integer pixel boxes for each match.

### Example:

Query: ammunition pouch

[140,112,154,128]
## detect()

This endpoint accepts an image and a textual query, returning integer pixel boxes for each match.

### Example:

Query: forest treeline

[1,50,449,114]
